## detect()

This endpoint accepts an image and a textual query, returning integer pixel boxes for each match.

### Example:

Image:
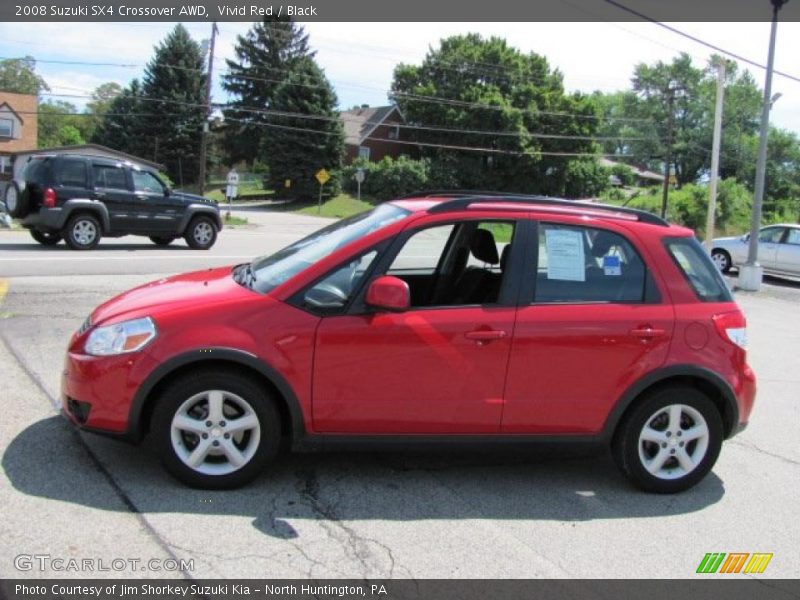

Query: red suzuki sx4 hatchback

[61,194,756,493]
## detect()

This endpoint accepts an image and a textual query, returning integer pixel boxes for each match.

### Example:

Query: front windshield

[245,203,410,294]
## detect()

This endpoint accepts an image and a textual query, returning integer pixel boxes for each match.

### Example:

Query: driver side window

[303,250,378,314]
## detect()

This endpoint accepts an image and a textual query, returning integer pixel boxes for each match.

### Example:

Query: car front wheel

[152,370,281,489]
[185,216,217,250]
[31,229,62,246]
[711,249,731,273]
[612,386,723,493]
[64,214,102,250]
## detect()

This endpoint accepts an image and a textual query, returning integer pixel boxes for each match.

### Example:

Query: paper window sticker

[603,255,622,276]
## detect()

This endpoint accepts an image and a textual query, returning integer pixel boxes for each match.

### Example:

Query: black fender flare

[601,364,740,441]
[62,199,111,232]
[177,205,223,235]
[127,347,306,442]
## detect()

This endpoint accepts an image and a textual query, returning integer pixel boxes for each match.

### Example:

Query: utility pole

[197,21,218,197]
[704,59,726,250]
[660,87,678,219]
[739,0,787,291]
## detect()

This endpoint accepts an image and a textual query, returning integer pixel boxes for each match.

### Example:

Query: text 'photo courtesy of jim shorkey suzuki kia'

[61,192,756,493]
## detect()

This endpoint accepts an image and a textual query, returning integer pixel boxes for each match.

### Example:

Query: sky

[2,21,800,135]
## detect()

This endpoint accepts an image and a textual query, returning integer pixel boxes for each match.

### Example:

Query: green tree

[222,19,312,165]
[391,34,602,195]
[262,57,344,198]
[141,24,206,185]
[0,56,49,94]
[91,80,145,156]
[38,101,86,148]
[83,82,124,141]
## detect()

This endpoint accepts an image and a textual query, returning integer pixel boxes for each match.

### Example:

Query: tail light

[43,188,57,208]
[713,311,747,349]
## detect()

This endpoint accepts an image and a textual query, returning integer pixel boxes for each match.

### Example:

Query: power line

[39,92,656,143]
[602,0,800,85]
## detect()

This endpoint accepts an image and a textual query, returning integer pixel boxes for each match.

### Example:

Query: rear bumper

[22,207,67,232]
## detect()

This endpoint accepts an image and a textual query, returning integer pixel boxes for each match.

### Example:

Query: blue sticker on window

[603,255,621,276]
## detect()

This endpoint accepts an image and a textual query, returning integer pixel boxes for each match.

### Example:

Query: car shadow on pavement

[0,243,198,252]
[3,417,725,540]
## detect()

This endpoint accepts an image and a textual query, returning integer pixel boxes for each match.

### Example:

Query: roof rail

[405,191,669,227]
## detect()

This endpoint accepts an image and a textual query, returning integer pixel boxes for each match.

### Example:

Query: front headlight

[84,317,157,356]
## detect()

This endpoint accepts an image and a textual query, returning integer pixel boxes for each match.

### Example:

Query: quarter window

[664,237,733,303]
[533,223,646,304]
[59,160,87,188]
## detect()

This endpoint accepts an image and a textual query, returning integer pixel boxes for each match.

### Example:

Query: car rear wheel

[30,229,62,246]
[64,213,102,250]
[4,181,29,218]
[149,236,175,247]
[711,249,731,273]
[185,216,217,250]
[152,370,281,489]
[612,386,723,493]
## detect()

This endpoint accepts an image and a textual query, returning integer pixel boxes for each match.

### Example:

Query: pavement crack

[729,439,800,467]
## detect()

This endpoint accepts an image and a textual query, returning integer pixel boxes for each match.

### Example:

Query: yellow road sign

[315,169,330,185]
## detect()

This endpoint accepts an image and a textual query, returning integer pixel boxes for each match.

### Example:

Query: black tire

[151,369,281,489]
[711,249,732,273]
[149,236,175,247]
[184,215,217,250]
[4,181,29,218]
[611,385,723,493]
[30,229,62,246]
[64,213,102,250]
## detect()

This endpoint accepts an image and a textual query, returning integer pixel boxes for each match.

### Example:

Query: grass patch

[293,193,375,218]
[222,214,249,227]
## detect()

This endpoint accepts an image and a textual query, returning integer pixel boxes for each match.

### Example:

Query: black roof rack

[397,190,669,227]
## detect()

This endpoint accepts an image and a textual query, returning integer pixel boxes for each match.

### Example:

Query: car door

[90,161,136,232]
[775,227,800,275]
[130,169,180,233]
[756,226,785,270]
[502,221,674,434]
[310,217,523,434]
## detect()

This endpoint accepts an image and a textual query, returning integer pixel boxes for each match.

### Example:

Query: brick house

[0,91,38,188]
[341,105,418,163]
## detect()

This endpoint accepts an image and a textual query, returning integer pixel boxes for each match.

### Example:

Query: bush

[342,156,430,201]
[610,163,636,186]
[563,159,611,198]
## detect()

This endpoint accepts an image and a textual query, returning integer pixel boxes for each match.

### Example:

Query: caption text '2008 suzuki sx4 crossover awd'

[61,194,755,493]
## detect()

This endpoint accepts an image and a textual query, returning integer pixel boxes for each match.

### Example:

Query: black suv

[4,154,222,250]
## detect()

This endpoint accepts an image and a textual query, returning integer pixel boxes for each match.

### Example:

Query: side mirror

[741,233,749,241]
[365,276,410,312]
[164,186,172,197]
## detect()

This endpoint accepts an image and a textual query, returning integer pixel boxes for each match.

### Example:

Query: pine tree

[262,58,344,198]
[221,19,312,165]
[91,80,145,157]
[140,24,206,185]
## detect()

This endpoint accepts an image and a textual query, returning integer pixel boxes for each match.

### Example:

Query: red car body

[61,194,756,490]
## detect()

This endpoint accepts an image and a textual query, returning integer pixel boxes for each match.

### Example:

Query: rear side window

[93,164,128,190]
[664,237,733,302]
[533,223,647,304]
[59,159,87,188]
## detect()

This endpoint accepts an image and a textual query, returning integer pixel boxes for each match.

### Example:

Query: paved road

[0,210,799,579]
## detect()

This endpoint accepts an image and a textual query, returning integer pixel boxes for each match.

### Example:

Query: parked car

[711,224,800,278]
[61,193,755,493]
[4,154,222,250]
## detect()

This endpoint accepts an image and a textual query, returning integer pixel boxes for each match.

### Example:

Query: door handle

[465,330,507,342]
[94,191,106,198]
[630,326,666,339]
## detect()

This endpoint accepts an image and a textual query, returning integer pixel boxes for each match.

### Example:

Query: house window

[0,118,13,138]
[358,146,371,161]
[387,125,400,140]
[0,156,9,175]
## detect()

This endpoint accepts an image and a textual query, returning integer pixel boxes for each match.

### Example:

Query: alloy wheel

[637,404,710,481]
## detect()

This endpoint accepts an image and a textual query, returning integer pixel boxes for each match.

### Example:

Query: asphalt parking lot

[0,208,798,579]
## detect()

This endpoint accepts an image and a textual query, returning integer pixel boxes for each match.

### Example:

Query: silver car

[711,224,800,278]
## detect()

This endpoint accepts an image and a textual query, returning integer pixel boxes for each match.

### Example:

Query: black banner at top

[2,0,800,22]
